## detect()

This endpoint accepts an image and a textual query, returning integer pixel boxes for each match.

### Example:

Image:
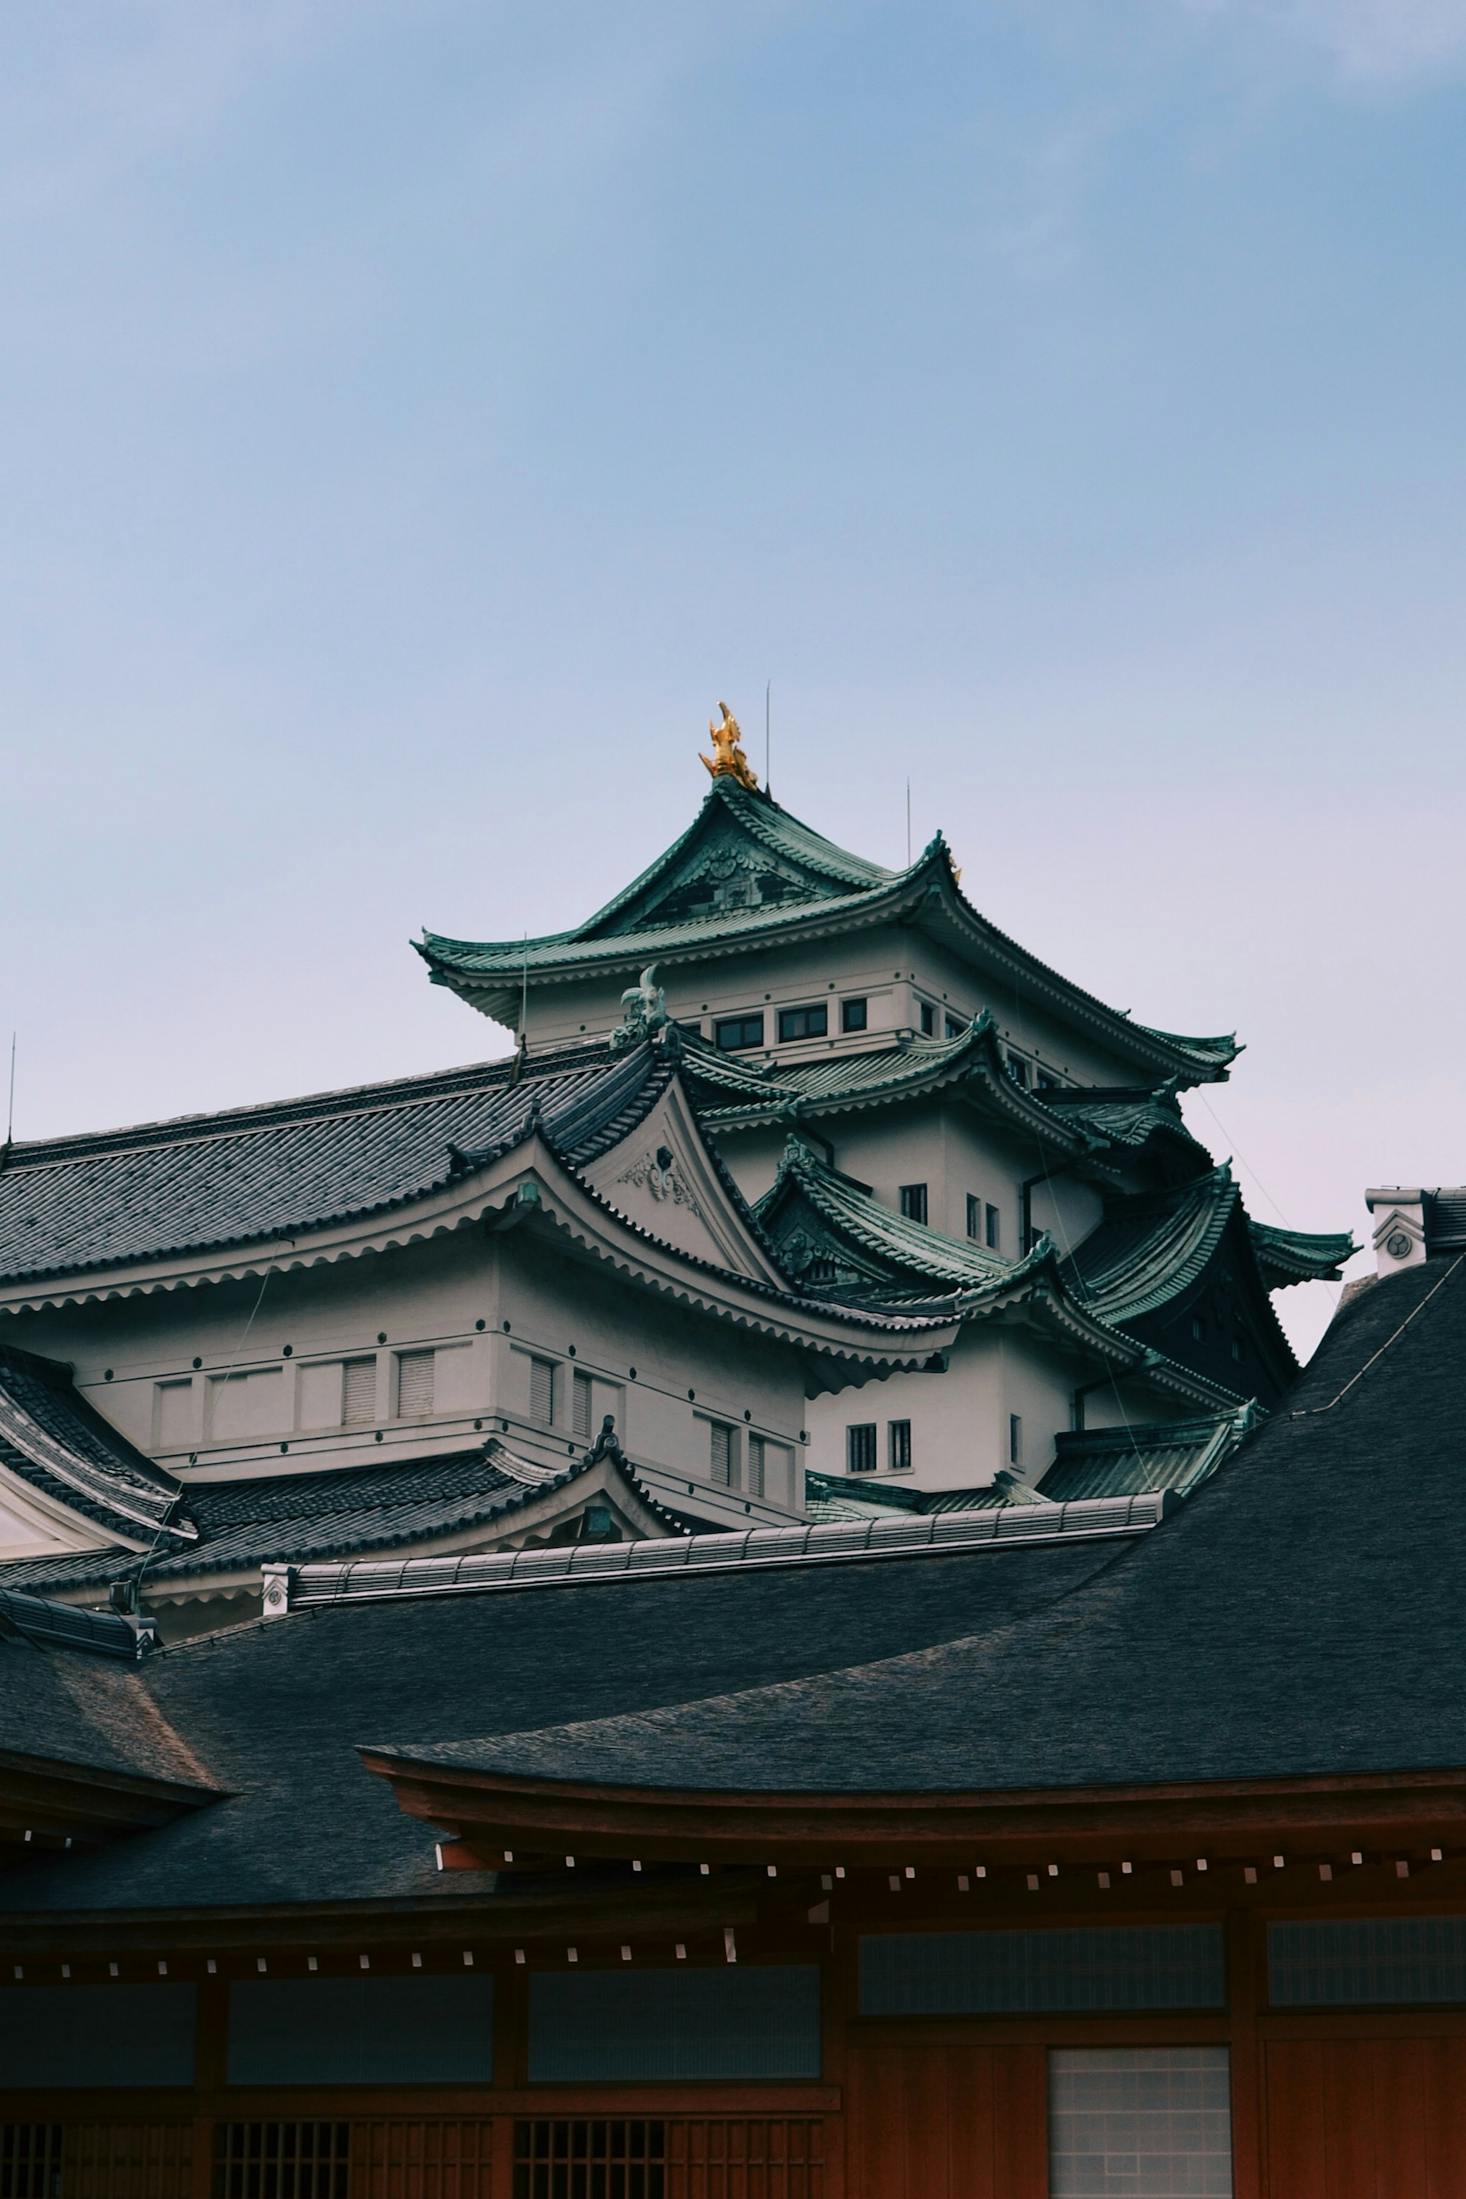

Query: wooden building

[2,1230,1466,2197]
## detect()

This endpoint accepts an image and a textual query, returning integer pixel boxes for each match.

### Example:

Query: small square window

[714,1013,765,1052]
[777,1003,828,1043]
[919,1001,936,1036]
[841,997,869,1033]
[966,1194,981,1241]
[888,1420,912,1472]
[847,1423,877,1474]
[1009,1413,1023,1466]
[899,1183,928,1224]
[985,1203,1001,1250]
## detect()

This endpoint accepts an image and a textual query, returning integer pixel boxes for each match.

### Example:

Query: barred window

[899,1183,928,1223]
[888,1420,912,1472]
[847,1424,877,1474]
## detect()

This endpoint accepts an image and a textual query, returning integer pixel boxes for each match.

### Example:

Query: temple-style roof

[0,1044,669,1289]
[0,1431,693,1604]
[1066,1164,1243,1325]
[756,1135,1014,1298]
[1037,1404,1264,1504]
[0,1346,194,1554]
[419,779,1239,1087]
[1249,1217,1356,1289]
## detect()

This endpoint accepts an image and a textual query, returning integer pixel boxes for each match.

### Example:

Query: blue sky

[5,0,1466,1352]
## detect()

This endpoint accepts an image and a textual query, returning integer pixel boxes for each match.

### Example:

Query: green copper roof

[756,1136,1019,1297]
[1066,1165,1241,1325]
[1037,1404,1263,1503]
[1249,1217,1357,1289]
[419,776,1239,1085]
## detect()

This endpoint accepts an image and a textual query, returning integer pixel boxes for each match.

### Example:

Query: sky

[4,0,1466,1358]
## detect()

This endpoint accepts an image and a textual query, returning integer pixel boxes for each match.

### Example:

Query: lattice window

[213,2122,350,2199]
[514,2120,824,2199]
[64,2123,193,2199]
[0,2127,61,2199]
[347,2122,494,2199]
[515,2120,663,2199]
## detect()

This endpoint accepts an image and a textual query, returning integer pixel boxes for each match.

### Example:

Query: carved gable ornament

[616,1143,702,1217]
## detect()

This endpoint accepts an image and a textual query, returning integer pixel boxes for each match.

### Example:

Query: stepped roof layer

[0,1045,666,1287]
[420,778,1239,1087]
[3,1254,1458,1921]
[0,1345,194,1553]
[363,1251,1466,1800]
[1249,1217,1356,1289]
[1066,1164,1243,1325]
[0,1435,689,1602]
[1037,1405,1263,1503]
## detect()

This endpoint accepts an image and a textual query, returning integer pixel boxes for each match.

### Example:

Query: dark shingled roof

[4,1249,1457,1922]
[387,1253,1465,1798]
[0,1346,191,1550]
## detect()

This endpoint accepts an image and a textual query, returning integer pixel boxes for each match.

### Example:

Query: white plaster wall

[0,1221,810,1518]
[804,1326,1079,1493]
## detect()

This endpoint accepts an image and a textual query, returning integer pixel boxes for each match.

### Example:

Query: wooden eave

[360,1756,1466,1874]
[0,1747,218,1852]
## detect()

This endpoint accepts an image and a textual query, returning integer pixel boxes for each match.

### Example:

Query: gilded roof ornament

[700,701,759,790]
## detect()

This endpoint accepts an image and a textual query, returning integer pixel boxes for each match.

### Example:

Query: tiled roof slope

[756,1137,1015,1298]
[0,1043,672,1287]
[368,1253,1466,1798]
[1249,1217,1356,1288]
[419,781,1239,1084]
[0,1346,193,1550]
[1036,1405,1263,1503]
[0,1440,689,1599]
[1065,1166,1241,1324]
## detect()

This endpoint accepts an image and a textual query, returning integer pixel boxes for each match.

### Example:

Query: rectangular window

[899,1183,928,1223]
[1006,1052,1030,1086]
[1269,1916,1466,2006]
[841,996,868,1033]
[1049,2047,1233,2198]
[395,1348,436,1417]
[529,1355,556,1426]
[572,1367,594,1439]
[708,1419,739,1488]
[847,1423,877,1474]
[945,1014,963,1039]
[858,1927,1227,2016]
[1009,1413,1023,1465]
[153,1377,194,1449]
[714,1013,764,1052]
[888,1420,912,1472]
[985,1202,1001,1250]
[527,1967,821,2082]
[213,2123,350,2199]
[0,1984,197,2088]
[747,1432,765,1496]
[919,1000,936,1036]
[777,1003,828,1042]
[341,1357,376,1426]
[1036,1068,1059,1091]
[227,1977,493,2085]
[966,1194,981,1241]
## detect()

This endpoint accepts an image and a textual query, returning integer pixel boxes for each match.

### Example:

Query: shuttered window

[709,1421,739,1487]
[395,1349,435,1417]
[530,1356,556,1425]
[342,1358,376,1426]
[573,1368,594,1439]
[747,1434,765,1496]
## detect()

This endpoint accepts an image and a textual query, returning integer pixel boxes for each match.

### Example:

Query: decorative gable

[577,1080,786,1284]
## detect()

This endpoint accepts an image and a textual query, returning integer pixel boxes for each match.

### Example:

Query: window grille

[898,1183,928,1224]
[1049,2048,1233,2198]
[396,1350,436,1418]
[572,1368,593,1439]
[1269,1916,1466,2005]
[342,1358,376,1427]
[709,1422,738,1488]
[888,1420,912,1472]
[747,1434,765,1496]
[514,2121,663,2199]
[1009,1414,1023,1466]
[63,2122,194,2197]
[212,2123,350,2199]
[529,1357,556,1426]
[840,997,868,1033]
[0,2127,61,2199]
[847,1424,877,1474]
[985,1203,1001,1249]
[860,1927,1227,2015]
[714,1014,764,1052]
[777,1004,828,1042]
[527,1969,822,2082]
